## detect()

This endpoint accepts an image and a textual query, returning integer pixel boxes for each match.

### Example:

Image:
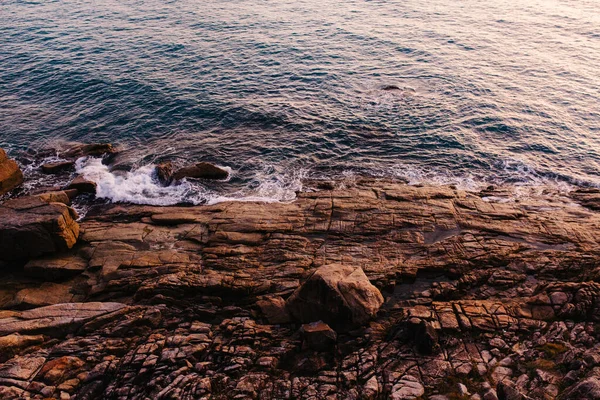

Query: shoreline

[1,148,600,399]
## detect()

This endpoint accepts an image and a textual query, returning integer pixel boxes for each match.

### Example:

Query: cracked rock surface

[2,181,600,399]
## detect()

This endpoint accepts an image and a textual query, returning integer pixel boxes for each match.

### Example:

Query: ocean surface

[1,0,600,205]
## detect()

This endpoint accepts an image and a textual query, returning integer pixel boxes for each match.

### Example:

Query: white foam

[75,157,303,206]
[76,158,207,205]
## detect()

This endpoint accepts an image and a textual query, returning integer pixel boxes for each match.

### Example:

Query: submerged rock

[67,175,97,194]
[41,161,74,174]
[62,143,116,158]
[286,264,384,330]
[172,162,229,181]
[0,196,79,261]
[0,148,23,195]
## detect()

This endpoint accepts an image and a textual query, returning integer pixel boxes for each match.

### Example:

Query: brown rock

[172,162,229,181]
[39,356,84,384]
[24,254,88,280]
[0,302,127,337]
[37,191,71,205]
[67,175,97,194]
[300,321,337,351]
[0,354,46,381]
[41,161,75,174]
[0,148,23,195]
[0,334,45,362]
[62,143,116,158]
[11,283,74,308]
[0,196,79,261]
[256,297,291,324]
[155,161,174,185]
[286,264,384,330]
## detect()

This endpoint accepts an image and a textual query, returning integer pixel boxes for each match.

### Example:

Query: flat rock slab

[0,302,126,337]
[0,196,79,261]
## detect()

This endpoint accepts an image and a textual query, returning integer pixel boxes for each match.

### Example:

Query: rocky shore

[2,146,600,399]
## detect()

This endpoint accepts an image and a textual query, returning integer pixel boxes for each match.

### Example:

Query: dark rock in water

[300,321,337,351]
[62,143,116,158]
[381,85,402,91]
[0,148,23,196]
[286,264,384,330]
[155,161,175,185]
[173,162,229,181]
[0,196,79,261]
[41,161,74,174]
[67,175,97,194]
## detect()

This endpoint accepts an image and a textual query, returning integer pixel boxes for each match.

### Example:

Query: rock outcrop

[286,264,384,329]
[0,148,23,195]
[155,161,175,185]
[0,196,79,261]
[172,162,229,181]
[1,181,600,399]
[67,175,97,194]
[41,161,75,174]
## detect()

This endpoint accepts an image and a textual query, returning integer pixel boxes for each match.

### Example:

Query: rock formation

[0,148,23,195]
[0,180,600,398]
[172,162,229,181]
[0,196,79,261]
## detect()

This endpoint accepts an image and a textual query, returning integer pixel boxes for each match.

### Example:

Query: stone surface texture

[1,181,600,399]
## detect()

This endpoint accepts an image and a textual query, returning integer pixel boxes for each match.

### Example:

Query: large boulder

[286,264,384,330]
[173,162,229,181]
[0,148,23,195]
[0,196,80,261]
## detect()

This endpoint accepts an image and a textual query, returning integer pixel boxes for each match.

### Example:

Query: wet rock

[0,148,23,195]
[0,196,79,261]
[286,264,384,330]
[41,161,75,174]
[67,175,97,194]
[155,161,175,185]
[62,143,116,158]
[300,321,337,351]
[172,162,229,181]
